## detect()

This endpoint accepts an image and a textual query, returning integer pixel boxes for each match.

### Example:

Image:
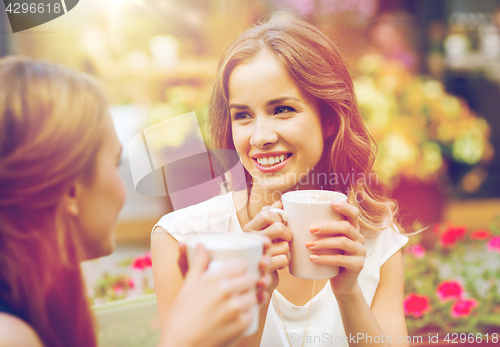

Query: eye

[232,112,252,121]
[274,106,295,115]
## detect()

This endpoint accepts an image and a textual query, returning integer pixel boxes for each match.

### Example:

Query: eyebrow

[229,96,302,110]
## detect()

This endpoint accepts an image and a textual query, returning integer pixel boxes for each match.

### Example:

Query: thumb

[271,200,283,209]
[261,200,283,212]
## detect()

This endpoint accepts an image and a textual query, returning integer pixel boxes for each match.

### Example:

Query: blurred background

[1,0,500,344]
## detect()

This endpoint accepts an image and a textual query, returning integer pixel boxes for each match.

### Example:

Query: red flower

[487,236,500,253]
[436,280,464,303]
[469,229,492,241]
[127,278,135,289]
[144,252,152,267]
[404,293,432,318]
[440,225,466,248]
[406,244,426,259]
[451,298,478,318]
[131,252,153,270]
[112,284,123,295]
[432,223,441,235]
[132,257,146,270]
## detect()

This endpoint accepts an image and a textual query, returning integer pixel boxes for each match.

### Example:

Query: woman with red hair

[153,13,410,347]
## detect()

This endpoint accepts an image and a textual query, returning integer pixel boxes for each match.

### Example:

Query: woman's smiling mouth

[252,153,292,172]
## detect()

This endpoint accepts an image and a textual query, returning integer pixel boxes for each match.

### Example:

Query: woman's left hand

[305,200,366,300]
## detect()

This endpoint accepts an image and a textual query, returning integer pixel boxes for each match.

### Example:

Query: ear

[323,116,337,139]
[65,180,82,217]
[319,101,337,139]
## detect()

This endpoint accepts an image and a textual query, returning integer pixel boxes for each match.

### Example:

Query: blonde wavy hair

[0,56,109,347]
[208,14,404,237]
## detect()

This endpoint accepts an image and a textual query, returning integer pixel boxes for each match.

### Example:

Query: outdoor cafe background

[1,0,500,345]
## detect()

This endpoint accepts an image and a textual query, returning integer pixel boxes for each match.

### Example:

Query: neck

[246,172,322,220]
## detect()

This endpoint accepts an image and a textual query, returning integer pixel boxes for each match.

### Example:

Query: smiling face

[229,51,328,193]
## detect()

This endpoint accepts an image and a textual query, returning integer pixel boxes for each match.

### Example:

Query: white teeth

[256,154,289,167]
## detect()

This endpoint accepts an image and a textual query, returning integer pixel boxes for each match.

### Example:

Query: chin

[258,181,293,196]
[101,237,116,257]
[260,175,299,192]
[85,238,115,260]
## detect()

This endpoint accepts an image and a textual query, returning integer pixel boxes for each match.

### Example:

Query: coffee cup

[270,190,347,279]
[185,233,264,336]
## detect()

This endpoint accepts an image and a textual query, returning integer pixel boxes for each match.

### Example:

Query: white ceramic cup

[185,233,264,336]
[270,190,348,280]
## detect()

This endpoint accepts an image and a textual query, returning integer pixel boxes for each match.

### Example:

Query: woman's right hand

[243,201,292,293]
[159,244,258,347]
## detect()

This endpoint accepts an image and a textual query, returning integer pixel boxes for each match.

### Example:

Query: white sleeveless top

[154,192,409,347]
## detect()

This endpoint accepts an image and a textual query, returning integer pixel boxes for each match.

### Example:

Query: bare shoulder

[372,249,405,311]
[151,224,184,331]
[0,313,44,347]
[371,249,409,346]
[152,225,166,234]
[151,226,178,248]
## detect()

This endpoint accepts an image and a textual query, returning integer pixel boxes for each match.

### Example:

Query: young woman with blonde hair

[152,14,410,347]
[0,56,270,347]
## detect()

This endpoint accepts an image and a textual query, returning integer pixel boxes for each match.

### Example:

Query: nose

[249,117,278,148]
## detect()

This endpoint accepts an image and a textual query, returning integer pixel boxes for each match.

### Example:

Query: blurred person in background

[369,10,420,73]
[426,20,447,80]
[0,56,271,347]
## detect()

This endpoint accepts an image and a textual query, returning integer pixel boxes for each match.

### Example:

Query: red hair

[209,13,400,236]
[0,56,108,346]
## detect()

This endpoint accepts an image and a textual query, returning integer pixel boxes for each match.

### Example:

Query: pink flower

[127,278,135,289]
[406,244,426,259]
[451,298,478,318]
[131,252,153,270]
[436,280,464,303]
[487,236,500,253]
[144,252,152,267]
[132,257,146,270]
[112,284,123,295]
[469,229,492,241]
[404,293,432,318]
[440,226,466,248]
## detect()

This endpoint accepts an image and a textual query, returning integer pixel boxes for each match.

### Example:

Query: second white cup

[185,233,264,336]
